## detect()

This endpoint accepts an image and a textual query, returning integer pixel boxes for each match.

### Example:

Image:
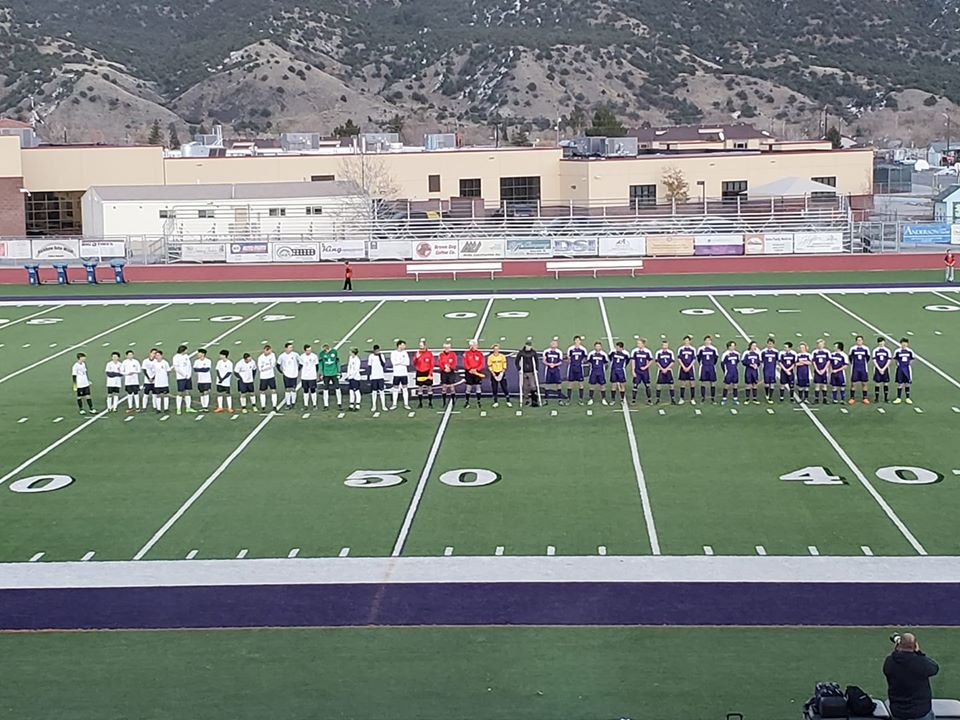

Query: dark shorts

[143,383,154,395]
[238,381,254,394]
[873,371,890,384]
[762,371,776,385]
[611,368,626,384]
[567,367,584,383]
[588,372,606,386]
[796,373,810,388]
[107,386,120,394]
[679,369,695,382]
[744,368,759,385]
[323,375,338,389]
[283,376,298,389]
[723,371,739,385]
[813,371,828,385]
[154,386,169,395]
[440,371,457,386]
[699,369,717,383]
[392,375,408,387]
[851,368,869,383]
[198,383,211,393]
[259,377,277,391]
[416,375,433,387]
[216,384,231,394]
[301,378,317,392]
[176,378,193,392]
[895,367,912,384]
[657,370,674,385]
[76,386,91,397]
[633,371,650,385]
[545,368,562,385]
[125,384,140,394]
[348,379,361,391]
[370,379,385,392]
[779,371,794,386]
[465,373,482,386]
[830,373,845,387]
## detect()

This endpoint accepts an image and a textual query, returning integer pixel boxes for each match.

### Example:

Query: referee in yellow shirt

[488,343,512,408]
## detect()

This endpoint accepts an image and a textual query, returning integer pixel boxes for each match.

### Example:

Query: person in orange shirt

[413,340,436,409]
[945,250,956,283]
[343,261,353,291]
[462,339,485,409]
[437,342,458,407]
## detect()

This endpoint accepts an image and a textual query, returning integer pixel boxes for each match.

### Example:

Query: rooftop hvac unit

[424,133,457,150]
[280,132,324,152]
[604,137,638,157]
[571,136,607,157]
[360,133,400,152]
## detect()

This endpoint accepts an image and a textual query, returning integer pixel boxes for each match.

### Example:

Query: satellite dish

[915,159,930,171]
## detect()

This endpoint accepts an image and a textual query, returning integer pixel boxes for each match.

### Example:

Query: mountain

[1,0,959,145]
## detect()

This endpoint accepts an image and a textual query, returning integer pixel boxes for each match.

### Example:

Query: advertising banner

[412,240,459,260]
[952,225,960,246]
[694,234,743,247]
[551,237,599,257]
[273,242,321,263]
[505,237,552,258]
[0,239,33,259]
[319,240,366,260]
[793,231,843,254]
[180,243,226,262]
[763,233,795,254]
[31,238,80,260]
[80,240,127,259]
[694,244,744,256]
[368,239,413,260]
[744,234,765,255]
[902,224,951,244]
[644,235,695,256]
[226,241,271,264]
[459,238,506,259]
[599,236,646,257]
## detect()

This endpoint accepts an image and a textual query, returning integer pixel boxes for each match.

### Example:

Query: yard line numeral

[345,467,499,489]
[438,468,499,487]
[779,466,844,486]
[344,469,409,488]
[8,474,75,493]
[781,465,942,487]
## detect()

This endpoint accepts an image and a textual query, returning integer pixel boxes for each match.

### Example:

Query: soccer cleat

[601,399,608,406]
[79,409,86,415]
[492,402,499,408]
[893,398,902,404]
[506,401,513,407]
[677,398,684,405]
[185,407,197,414]
[176,409,182,416]
[214,407,224,414]
[691,399,697,406]
[863,398,870,404]
[587,399,594,406]
[848,398,856,405]
[766,399,773,405]
[251,406,258,413]
[905,398,913,405]
[720,399,727,406]
[241,408,248,414]
[404,405,411,411]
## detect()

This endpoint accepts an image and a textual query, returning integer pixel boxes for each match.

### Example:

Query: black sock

[87,399,94,409]
[77,398,83,410]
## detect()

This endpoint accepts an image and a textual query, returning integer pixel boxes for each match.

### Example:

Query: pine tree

[147,119,162,145]
[585,107,625,137]
[167,123,181,149]
[334,119,361,137]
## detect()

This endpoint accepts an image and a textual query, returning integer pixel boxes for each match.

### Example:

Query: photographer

[884,632,939,720]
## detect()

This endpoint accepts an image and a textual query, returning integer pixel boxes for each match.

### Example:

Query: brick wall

[0,176,26,235]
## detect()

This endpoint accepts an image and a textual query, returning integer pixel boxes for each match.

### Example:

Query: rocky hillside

[1,0,958,145]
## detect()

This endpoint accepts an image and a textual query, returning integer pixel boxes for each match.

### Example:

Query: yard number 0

[9,474,75,493]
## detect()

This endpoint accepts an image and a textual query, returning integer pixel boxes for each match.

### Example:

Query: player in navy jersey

[760,338,780,404]
[893,338,915,404]
[609,341,630,403]
[872,337,892,403]
[811,339,832,404]
[741,341,761,405]
[566,336,588,404]
[778,341,798,402]
[631,339,654,404]
[795,342,812,403]
[696,335,720,403]
[654,340,676,404]
[542,339,564,404]
[830,341,849,403]
[586,342,609,405]
[720,341,740,405]
[848,335,872,404]
[676,335,697,405]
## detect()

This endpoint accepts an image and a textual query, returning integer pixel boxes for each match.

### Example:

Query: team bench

[545,258,644,279]
[406,261,502,281]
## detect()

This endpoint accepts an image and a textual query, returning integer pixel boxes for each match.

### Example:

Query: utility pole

[944,113,952,163]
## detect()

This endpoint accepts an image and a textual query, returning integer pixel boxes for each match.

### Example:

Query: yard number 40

[780,465,941,486]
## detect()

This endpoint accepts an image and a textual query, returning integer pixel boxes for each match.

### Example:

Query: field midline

[1,282,958,307]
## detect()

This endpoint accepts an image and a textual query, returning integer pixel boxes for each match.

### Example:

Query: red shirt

[946,254,956,267]
[345,266,353,278]
[413,350,435,374]
[438,350,457,372]
[463,349,485,373]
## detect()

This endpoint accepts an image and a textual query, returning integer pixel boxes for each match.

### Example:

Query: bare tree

[662,167,690,202]
[338,152,402,220]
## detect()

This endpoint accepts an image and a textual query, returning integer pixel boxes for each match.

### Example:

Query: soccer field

[2,280,960,563]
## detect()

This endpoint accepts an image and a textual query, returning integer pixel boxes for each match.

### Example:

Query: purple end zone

[3,582,960,630]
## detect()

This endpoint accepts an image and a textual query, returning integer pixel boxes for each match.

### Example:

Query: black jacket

[884,650,939,719]
[514,347,539,373]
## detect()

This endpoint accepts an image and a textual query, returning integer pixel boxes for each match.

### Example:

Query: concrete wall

[0,136,25,235]
[21,146,164,192]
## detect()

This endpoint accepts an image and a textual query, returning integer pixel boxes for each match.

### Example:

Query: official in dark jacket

[514,340,540,406]
[883,632,939,720]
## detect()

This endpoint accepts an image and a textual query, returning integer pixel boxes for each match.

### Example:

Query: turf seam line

[708,294,928,557]
[0,304,64,330]
[0,411,109,486]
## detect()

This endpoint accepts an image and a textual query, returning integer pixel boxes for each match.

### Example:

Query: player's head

[177,344,188,354]
[816,339,825,349]
[726,340,736,350]
[148,348,158,358]
[766,338,775,347]
[855,335,864,345]
[351,347,359,356]
[492,343,500,352]
[283,342,293,353]
[263,344,272,354]
[573,335,582,345]
[322,343,330,351]
[877,337,886,346]
[219,349,229,359]
[636,337,646,348]
[155,350,164,357]
[660,339,669,348]
[550,338,558,349]
[442,341,451,351]
[834,341,844,351]
[197,349,207,358]
[703,335,713,345]
[125,350,135,358]
[396,340,406,350]
[76,352,86,362]
[748,341,757,351]
[303,344,312,353]
[373,344,381,353]
[243,352,251,361]
[111,351,120,360]
[469,339,478,349]
[783,341,793,349]
[900,337,910,347]
[593,341,602,350]
[616,341,624,350]
[799,342,808,352]
[682,335,692,345]
[418,339,427,350]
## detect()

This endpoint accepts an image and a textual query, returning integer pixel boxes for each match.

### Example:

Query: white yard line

[930,290,959,305]
[0,303,172,385]
[598,296,661,555]
[473,298,494,341]
[334,299,386,350]
[821,292,960,392]
[708,294,928,556]
[0,304,64,330]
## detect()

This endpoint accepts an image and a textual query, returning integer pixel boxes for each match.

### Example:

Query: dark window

[428,174,441,193]
[268,207,286,217]
[733,141,747,150]
[499,175,541,205]
[459,178,482,197]
[306,206,323,216]
[811,176,837,202]
[24,191,83,236]
[311,174,335,182]
[629,184,657,207]
[159,209,174,219]
[197,209,215,219]
[721,180,747,203]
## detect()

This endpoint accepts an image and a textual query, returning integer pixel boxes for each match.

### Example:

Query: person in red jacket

[438,342,458,407]
[945,249,956,283]
[462,340,485,409]
[413,340,436,409]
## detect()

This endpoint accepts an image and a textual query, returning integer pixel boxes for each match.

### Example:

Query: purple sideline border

[2,582,960,630]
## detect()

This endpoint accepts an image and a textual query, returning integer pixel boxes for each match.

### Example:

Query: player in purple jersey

[542,339,565,404]
[566,336,588,404]
[654,339,676,404]
[830,341,849,403]
[848,335,872,405]
[586,342,609,405]
[609,341,630,403]
[811,339,831,404]
[720,341,740,405]
[872,337,892,403]
[760,338,780,404]
[676,335,697,405]
[795,342,812,403]
[631,338,654,404]
[696,335,720,403]
[893,338,915,404]
[777,341,798,402]
[741,341,761,405]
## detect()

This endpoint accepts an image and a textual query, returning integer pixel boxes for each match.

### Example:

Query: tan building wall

[0,135,23,178]
[21,146,164,192]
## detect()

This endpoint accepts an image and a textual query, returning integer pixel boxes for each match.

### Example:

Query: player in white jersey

[367,344,388,412]
[120,350,142,412]
[193,348,213,411]
[172,344,196,415]
[277,342,301,409]
[346,347,362,411]
[390,340,411,410]
[214,349,234,413]
[71,352,94,414]
[299,344,320,409]
[257,344,279,411]
[104,351,123,412]
[235,352,258,413]
[141,348,158,411]
[152,350,172,413]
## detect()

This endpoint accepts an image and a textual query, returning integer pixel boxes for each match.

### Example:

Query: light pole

[944,113,952,164]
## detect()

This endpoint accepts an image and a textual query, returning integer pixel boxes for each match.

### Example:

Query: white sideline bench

[407,262,502,281]
[805,698,960,720]
[546,258,644,279]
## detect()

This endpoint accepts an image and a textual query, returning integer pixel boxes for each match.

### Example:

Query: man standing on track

[343,261,353,291]
[945,250,955,283]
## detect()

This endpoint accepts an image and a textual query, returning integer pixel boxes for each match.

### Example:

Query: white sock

[217,395,224,409]
[240,396,247,408]
[401,387,409,406]
[379,390,387,409]
[371,392,378,411]
[303,394,309,409]
[201,394,209,408]
[176,396,183,411]
[323,390,330,408]
[226,396,233,410]
[163,396,169,411]
[391,387,399,407]
[260,393,267,408]
[185,396,192,409]
[271,392,278,408]
[335,388,342,405]
[311,392,318,407]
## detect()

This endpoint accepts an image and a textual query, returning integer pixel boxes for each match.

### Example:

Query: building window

[499,175,541,205]
[428,174,441,193]
[811,175,838,201]
[721,180,747,203]
[268,208,286,217]
[733,141,747,150]
[311,174,335,182]
[24,191,83,236]
[197,209,215,219]
[629,184,657,207]
[159,209,174,219]
[459,178,482,197]
[306,206,323,216]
